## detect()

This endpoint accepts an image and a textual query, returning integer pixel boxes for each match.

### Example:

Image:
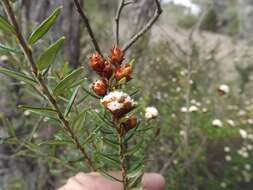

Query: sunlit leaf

[37,36,65,70]
[0,15,15,34]
[53,67,84,96]
[64,86,79,117]
[18,105,58,119]
[0,43,20,54]
[28,6,62,45]
[38,140,71,146]
[0,67,37,86]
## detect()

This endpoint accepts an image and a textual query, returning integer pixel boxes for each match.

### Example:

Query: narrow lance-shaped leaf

[37,36,65,70]
[18,105,58,119]
[28,6,62,45]
[53,67,84,96]
[64,86,79,117]
[0,15,15,34]
[0,67,37,86]
[0,117,16,138]
[0,43,20,54]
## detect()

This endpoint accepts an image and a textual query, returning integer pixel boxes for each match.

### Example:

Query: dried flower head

[90,52,105,73]
[92,79,107,96]
[115,64,132,81]
[101,91,136,117]
[145,106,159,119]
[110,47,124,65]
[217,84,230,95]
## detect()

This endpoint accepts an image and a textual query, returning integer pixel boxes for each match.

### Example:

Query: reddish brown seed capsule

[110,47,124,65]
[102,61,114,79]
[115,64,132,81]
[92,79,107,96]
[123,115,138,131]
[90,52,105,73]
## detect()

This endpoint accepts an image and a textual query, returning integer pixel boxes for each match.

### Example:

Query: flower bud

[122,115,138,131]
[115,64,132,81]
[90,52,105,73]
[110,47,124,65]
[92,79,107,96]
[102,61,114,79]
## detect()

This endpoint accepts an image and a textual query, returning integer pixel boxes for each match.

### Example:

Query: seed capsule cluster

[89,47,136,131]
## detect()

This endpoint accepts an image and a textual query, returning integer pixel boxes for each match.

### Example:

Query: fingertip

[143,173,166,190]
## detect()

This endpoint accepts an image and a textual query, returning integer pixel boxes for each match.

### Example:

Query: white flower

[220,182,227,188]
[24,110,30,116]
[239,129,248,139]
[145,106,158,119]
[224,147,230,152]
[238,110,246,116]
[179,130,186,137]
[226,119,235,127]
[212,119,223,128]
[0,55,8,62]
[189,105,198,112]
[180,107,188,113]
[218,84,230,95]
[245,164,251,171]
[247,145,253,150]
[248,119,253,125]
[225,155,231,162]
[202,108,208,113]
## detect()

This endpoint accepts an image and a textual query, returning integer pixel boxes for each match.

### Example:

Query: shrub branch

[122,0,162,52]
[73,0,102,55]
[1,0,96,171]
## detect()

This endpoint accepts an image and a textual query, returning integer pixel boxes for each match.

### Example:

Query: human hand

[58,172,165,190]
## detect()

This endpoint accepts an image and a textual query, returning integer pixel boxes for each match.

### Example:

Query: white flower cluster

[101,91,136,112]
[145,106,159,119]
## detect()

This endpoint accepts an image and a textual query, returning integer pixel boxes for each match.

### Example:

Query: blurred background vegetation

[1,0,253,189]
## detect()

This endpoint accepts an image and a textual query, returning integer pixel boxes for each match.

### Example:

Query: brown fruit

[102,61,114,79]
[92,79,107,96]
[90,52,105,73]
[110,47,124,65]
[115,64,132,81]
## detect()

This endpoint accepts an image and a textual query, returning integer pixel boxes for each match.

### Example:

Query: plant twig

[118,131,128,190]
[1,0,96,171]
[73,0,102,55]
[115,0,125,46]
[122,0,162,52]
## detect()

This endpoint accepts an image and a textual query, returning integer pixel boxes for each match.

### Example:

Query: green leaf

[127,162,143,178]
[18,105,58,119]
[64,86,79,117]
[37,36,65,70]
[0,117,16,138]
[0,43,20,54]
[129,58,136,68]
[99,170,123,183]
[0,15,15,34]
[53,67,84,96]
[28,6,62,45]
[38,140,71,146]
[126,142,142,156]
[99,153,120,167]
[0,67,37,86]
